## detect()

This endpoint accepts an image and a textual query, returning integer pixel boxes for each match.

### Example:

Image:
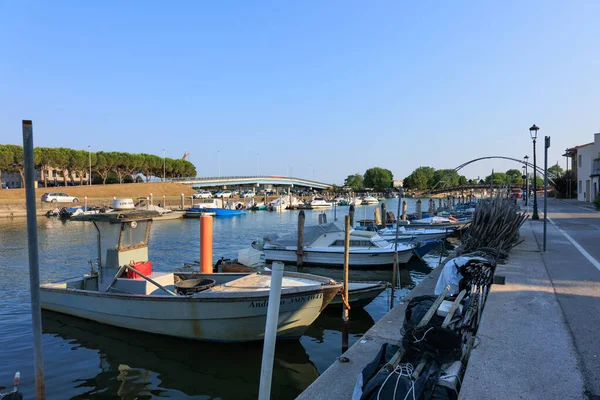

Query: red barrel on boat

[127,261,153,279]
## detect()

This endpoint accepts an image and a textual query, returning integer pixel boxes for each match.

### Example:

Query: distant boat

[361,195,379,205]
[40,210,341,342]
[254,221,415,267]
[349,197,363,206]
[309,196,332,209]
[378,226,450,243]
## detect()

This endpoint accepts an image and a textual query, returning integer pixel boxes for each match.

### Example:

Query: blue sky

[1,1,599,184]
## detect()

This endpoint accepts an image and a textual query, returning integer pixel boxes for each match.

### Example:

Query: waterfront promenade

[461,197,600,399]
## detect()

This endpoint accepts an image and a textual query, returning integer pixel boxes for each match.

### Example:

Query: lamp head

[524,155,529,161]
[529,124,539,139]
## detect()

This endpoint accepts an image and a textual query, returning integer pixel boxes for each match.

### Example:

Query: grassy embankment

[0,182,197,216]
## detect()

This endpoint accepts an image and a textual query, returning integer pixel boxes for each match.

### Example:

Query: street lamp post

[530,125,540,220]
[162,149,166,182]
[88,145,92,186]
[524,155,529,205]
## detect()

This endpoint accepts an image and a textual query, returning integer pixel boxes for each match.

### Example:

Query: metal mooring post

[22,120,46,398]
[544,136,551,252]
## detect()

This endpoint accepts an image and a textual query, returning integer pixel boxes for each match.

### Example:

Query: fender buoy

[235,203,243,210]
[448,216,458,222]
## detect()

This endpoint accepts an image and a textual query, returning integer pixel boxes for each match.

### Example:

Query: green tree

[363,167,393,191]
[403,166,435,190]
[69,150,89,185]
[428,169,460,188]
[4,144,25,187]
[485,172,508,184]
[548,163,564,178]
[140,154,161,182]
[34,147,59,187]
[505,169,523,184]
[458,175,468,185]
[0,145,14,188]
[95,151,114,185]
[344,173,363,191]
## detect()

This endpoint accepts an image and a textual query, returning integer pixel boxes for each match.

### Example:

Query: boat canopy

[266,222,346,246]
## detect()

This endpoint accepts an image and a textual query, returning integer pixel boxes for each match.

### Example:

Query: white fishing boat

[40,211,341,342]
[309,196,332,209]
[378,226,450,243]
[253,221,415,267]
[361,195,379,205]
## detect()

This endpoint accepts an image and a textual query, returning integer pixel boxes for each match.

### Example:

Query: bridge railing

[170,175,330,185]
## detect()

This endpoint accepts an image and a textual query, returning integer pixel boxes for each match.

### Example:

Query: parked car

[510,188,523,199]
[215,190,232,198]
[240,191,256,198]
[41,192,79,203]
[192,190,212,199]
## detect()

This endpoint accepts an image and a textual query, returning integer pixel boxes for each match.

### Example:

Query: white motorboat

[361,195,379,205]
[269,197,288,212]
[349,197,363,206]
[40,211,341,342]
[254,221,415,267]
[408,216,471,230]
[378,226,450,243]
[309,196,332,209]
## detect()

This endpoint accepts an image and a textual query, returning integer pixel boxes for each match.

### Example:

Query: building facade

[569,133,600,203]
[1,168,89,189]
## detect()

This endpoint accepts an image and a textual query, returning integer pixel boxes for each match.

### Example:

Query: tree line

[343,167,394,191]
[402,165,566,191]
[0,144,197,188]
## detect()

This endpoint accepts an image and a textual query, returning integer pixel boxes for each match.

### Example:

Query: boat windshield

[119,221,151,250]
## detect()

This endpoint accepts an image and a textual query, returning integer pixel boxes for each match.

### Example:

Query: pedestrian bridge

[172,175,332,190]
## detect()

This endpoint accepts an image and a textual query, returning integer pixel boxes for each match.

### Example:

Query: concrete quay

[460,198,600,400]
[297,261,446,400]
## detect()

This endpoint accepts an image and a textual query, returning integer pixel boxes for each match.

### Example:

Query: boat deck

[208,274,321,292]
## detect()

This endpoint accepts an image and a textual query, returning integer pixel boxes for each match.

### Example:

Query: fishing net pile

[459,195,528,257]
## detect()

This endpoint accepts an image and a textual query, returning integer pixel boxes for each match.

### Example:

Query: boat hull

[40,284,339,342]
[262,247,413,267]
[328,282,387,308]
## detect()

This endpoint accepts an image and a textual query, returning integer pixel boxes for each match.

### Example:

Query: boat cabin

[71,211,175,295]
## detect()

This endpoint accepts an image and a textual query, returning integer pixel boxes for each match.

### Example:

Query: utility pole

[162,148,166,182]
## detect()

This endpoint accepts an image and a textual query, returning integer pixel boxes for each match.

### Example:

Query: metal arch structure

[453,155,558,184]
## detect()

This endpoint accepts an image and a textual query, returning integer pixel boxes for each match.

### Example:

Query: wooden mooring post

[402,201,407,221]
[416,199,422,219]
[342,215,351,352]
[381,203,387,227]
[349,205,355,227]
[297,210,305,266]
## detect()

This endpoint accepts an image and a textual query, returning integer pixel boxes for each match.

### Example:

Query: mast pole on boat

[258,261,284,400]
[22,120,46,398]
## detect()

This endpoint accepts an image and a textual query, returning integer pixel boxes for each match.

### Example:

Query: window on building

[579,155,582,168]
[579,181,582,193]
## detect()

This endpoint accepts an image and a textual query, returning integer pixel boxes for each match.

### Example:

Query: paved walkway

[461,198,600,400]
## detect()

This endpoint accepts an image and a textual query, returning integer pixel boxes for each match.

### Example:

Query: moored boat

[254,221,415,267]
[40,211,340,342]
[309,196,332,209]
[361,195,379,205]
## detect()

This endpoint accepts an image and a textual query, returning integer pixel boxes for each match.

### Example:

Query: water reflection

[42,311,318,399]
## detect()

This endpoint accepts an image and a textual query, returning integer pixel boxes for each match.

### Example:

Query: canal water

[0,199,443,399]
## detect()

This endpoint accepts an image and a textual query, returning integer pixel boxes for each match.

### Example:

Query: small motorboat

[254,221,415,267]
[349,197,363,206]
[327,281,388,309]
[309,196,332,209]
[40,210,341,342]
[361,195,379,205]
[378,226,450,243]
